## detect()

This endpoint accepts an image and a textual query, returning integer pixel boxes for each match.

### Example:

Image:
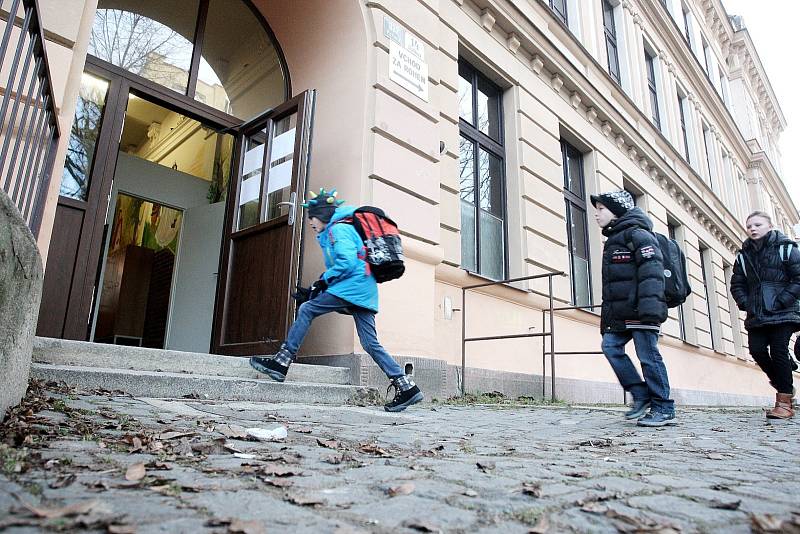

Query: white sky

[721,0,800,212]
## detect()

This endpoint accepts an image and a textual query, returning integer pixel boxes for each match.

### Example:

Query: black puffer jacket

[600,208,667,332]
[730,230,800,330]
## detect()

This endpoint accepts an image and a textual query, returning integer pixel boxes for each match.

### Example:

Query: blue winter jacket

[318,206,378,312]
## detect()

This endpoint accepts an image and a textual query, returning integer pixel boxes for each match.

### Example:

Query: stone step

[33,337,351,385]
[30,364,381,405]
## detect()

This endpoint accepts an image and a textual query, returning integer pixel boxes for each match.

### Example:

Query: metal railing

[540,304,625,403]
[460,272,565,397]
[0,0,60,235]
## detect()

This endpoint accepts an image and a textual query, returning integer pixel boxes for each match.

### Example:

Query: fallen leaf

[565,471,590,478]
[710,499,741,510]
[317,438,341,449]
[359,443,392,457]
[22,499,105,519]
[83,480,111,492]
[228,518,266,534]
[191,438,228,455]
[521,482,542,498]
[285,494,326,507]
[260,465,303,477]
[145,461,171,471]
[578,438,613,447]
[156,431,196,440]
[402,519,442,533]
[125,463,146,482]
[216,424,250,440]
[581,502,608,514]
[749,513,794,533]
[387,482,415,497]
[108,524,137,533]
[49,473,77,489]
[710,484,731,491]
[293,426,313,434]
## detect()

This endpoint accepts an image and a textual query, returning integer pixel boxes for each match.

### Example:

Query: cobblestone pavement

[1,382,799,533]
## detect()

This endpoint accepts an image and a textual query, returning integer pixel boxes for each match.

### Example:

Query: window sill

[461,269,530,294]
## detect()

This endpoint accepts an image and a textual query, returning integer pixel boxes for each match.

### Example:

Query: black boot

[249,345,293,382]
[384,375,423,412]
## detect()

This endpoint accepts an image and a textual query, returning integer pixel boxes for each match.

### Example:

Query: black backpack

[335,206,405,283]
[627,230,691,308]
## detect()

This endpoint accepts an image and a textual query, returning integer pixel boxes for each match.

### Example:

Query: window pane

[238,133,265,230]
[196,0,286,118]
[60,73,110,201]
[478,148,503,216]
[265,113,297,221]
[479,210,504,280]
[89,1,199,93]
[460,200,476,272]
[607,43,620,82]
[563,143,584,197]
[459,136,475,203]
[567,202,591,306]
[458,64,473,124]
[476,77,501,141]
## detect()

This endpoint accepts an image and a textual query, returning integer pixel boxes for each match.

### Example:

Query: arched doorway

[38,0,316,356]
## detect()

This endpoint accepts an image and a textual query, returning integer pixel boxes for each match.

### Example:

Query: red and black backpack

[335,206,405,283]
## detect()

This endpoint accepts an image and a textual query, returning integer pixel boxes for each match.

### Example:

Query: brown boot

[766,393,794,419]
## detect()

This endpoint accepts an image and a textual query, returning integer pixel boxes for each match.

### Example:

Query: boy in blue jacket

[249,188,423,412]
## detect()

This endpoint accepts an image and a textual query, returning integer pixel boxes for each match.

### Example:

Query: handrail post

[548,274,556,402]
[460,286,466,398]
[541,308,546,399]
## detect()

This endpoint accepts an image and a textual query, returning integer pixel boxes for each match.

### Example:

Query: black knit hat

[302,188,344,224]
[590,190,634,217]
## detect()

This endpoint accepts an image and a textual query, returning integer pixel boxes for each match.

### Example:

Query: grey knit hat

[590,190,634,217]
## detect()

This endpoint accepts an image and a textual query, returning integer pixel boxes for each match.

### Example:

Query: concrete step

[33,337,351,386]
[30,364,381,405]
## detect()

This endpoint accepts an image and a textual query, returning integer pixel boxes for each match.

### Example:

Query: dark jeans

[748,324,796,394]
[284,292,404,379]
[601,330,674,414]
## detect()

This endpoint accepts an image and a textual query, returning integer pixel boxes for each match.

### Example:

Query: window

[562,140,592,307]
[88,0,287,119]
[644,48,661,130]
[603,0,621,85]
[699,246,717,349]
[701,37,712,74]
[668,222,687,341]
[702,123,716,189]
[677,91,691,161]
[549,0,568,25]
[458,60,506,280]
[682,4,692,49]
[723,262,744,357]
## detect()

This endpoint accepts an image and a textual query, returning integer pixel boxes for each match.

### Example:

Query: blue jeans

[601,330,674,414]
[284,292,404,379]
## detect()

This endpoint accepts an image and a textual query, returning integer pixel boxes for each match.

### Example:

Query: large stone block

[0,190,43,420]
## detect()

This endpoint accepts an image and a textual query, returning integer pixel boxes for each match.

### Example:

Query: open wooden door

[212,90,316,356]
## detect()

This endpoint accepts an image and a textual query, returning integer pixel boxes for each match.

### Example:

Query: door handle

[277,191,297,225]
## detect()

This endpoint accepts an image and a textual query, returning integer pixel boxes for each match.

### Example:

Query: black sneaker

[249,356,289,382]
[637,410,677,427]
[384,385,423,412]
[624,399,651,420]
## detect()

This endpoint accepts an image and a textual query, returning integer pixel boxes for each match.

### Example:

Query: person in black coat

[730,211,800,419]
[592,191,674,427]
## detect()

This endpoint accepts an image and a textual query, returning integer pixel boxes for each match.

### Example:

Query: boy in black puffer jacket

[592,191,675,427]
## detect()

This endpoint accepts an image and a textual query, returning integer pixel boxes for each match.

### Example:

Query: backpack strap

[736,252,747,278]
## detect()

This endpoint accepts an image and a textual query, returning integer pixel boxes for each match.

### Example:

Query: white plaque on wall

[389,42,429,102]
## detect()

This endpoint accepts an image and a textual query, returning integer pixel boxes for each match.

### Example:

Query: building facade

[2,0,798,403]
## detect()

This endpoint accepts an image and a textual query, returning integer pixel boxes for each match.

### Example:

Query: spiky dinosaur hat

[301,187,345,223]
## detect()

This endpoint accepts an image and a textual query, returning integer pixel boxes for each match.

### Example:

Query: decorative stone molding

[480,9,496,32]
[507,33,521,55]
[551,74,563,92]
[586,107,598,124]
[639,158,649,171]
[601,121,613,137]
[569,91,581,109]
[615,135,626,150]
[531,55,544,75]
